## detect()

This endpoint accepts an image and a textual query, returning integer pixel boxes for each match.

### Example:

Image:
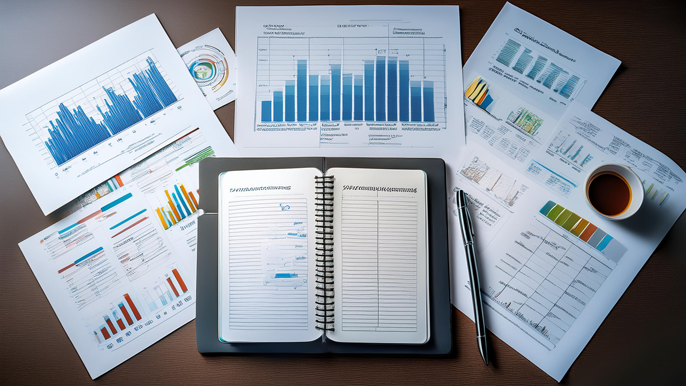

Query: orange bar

[116,318,126,331]
[167,211,177,225]
[172,269,188,293]
[166,277,180,297]
[180,185,195,213]
[101,327,111,340]
[123,294,142,321]
[155,208,168,230]
[166,189,182,221]
[579,223,598,242]
[189,192,199,211]
[114,174,124,187]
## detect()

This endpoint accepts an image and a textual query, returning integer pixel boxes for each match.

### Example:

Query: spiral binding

[314,174,335,332]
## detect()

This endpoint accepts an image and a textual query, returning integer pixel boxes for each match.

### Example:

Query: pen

[456,189,489,366]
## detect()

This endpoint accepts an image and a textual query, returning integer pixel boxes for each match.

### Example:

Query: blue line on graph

[101,192,133,212]
[44,57,178,166]
[109,209,147,230]
[74,247,104,265]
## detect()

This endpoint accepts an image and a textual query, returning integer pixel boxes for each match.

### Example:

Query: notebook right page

[327,168,429,344]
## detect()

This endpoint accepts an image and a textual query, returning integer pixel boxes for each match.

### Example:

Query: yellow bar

[168,210,177,225]
[465,76,481,97]
[180,184,195,213]
[155,208,168,230]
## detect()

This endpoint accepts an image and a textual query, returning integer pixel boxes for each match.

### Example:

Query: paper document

[18,125,237,378]
[233,5,464,157]
[0,14,233,214]
[178,28,237,110]
[462,2,620,166]
[449,102,686,381]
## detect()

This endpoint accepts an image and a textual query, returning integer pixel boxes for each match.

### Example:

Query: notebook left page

[218,168,322,342]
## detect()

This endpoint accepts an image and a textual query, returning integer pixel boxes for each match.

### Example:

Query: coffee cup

[584,164,644,220]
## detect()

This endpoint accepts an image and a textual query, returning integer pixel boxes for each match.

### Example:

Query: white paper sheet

[449,102,686,381]
[218,168,321,343]
[18,125,238,378]
[178,28,237,110]
[233,5,464,157]
[0,14,234,215]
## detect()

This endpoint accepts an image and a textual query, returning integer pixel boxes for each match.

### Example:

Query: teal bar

[110,209,147,230]
[539,200,557,215]
[101,192,133,212]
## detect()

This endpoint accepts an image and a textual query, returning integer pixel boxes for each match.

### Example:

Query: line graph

[26,51,181,167]
[482,215,617,346]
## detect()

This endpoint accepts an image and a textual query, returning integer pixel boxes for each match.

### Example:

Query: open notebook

[218,167,429,344]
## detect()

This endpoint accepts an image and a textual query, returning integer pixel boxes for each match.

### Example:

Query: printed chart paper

[462,2,620,163]
[17,124,236,378]
[234,5,465,157]
[0,14,234,214]
[178,28,237,110]
[449,102,686,381]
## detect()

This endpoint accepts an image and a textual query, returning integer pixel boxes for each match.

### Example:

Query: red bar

[166,277,180,297]
[58,263,75,274]
[111,216,148,238]
[105,317,117,335]
[124,294,142,321]
[116,318,126,330]
[172,269,188,293]
[100,327,111,340]
[119,303,134,325]
[78,209,103,224]
[174,127,199,142]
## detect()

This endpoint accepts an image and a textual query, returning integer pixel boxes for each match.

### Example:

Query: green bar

[175,148,215,171]
[555,209,573,225]
[562,213,581,231]
[540,200,557,215]
[546,204,565,221]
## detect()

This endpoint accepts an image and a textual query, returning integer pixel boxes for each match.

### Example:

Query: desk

[1,0,684,383]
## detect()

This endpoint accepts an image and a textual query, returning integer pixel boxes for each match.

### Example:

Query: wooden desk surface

[1,0,684,384]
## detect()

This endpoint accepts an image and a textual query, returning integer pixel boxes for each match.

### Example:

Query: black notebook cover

[196,157,452,355]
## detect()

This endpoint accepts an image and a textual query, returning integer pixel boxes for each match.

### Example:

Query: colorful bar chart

[465,76,495,113]
[154,184,198,230]
[539,200,627,262]
[140,267,189,313]
[93,293,142,342]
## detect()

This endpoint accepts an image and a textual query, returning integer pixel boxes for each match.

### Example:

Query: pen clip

[464,197,474,238]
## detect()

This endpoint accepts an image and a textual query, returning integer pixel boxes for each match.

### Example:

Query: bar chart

[139,266,190,313]
[154,183,199,230]
[255,36,446,128]
[26,51,181,167]
[92,293,143,343]
[494,37,584,101]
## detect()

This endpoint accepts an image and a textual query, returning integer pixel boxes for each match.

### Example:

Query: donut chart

[182,45,229,94]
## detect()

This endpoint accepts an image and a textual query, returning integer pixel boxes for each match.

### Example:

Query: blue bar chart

[26,52,181,167]
[255,37,446,127]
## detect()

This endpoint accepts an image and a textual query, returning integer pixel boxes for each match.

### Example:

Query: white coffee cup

[584,164,644,220]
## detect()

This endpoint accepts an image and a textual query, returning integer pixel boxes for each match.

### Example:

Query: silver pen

[456,189,489,365]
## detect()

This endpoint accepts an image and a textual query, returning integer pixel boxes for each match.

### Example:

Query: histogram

[41,57,178,166]
[255,37,446,126]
